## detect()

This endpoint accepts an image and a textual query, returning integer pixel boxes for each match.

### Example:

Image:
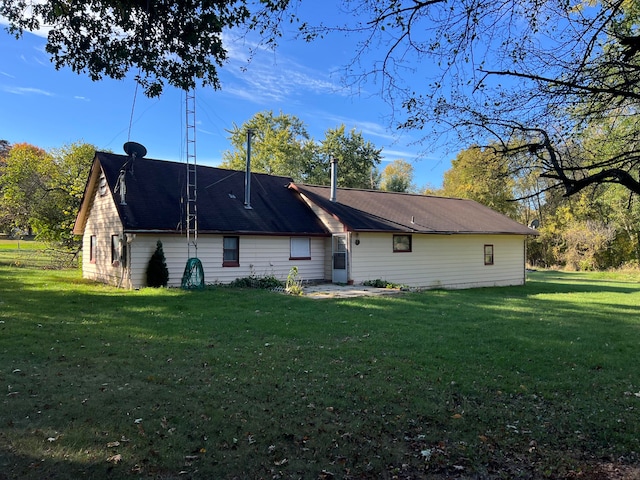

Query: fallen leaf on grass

[107,441,120,448]
[274,458,288,466]
[451,413,463,419]
[107,454,122,464]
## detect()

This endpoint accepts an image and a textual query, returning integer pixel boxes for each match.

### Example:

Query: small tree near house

[146,240,169,287]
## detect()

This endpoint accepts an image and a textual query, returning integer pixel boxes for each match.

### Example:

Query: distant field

[1,265,639,479]
[0,239,78,269]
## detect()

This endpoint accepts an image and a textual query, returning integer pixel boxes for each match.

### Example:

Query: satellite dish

[530,219,540,229]
[123,141,147,158]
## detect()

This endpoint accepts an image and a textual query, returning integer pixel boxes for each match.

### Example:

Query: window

[393,234,412,252]
[484,244,494,265]
[290,237,311,260]
[89,235,97,264]
[111,235,120,265]
[223,236,239,267]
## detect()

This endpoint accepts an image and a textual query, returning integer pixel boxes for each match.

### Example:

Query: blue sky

[0,8,455,189]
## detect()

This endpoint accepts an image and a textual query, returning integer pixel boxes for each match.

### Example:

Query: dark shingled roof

[290,184,537,235]
[93,152,329,235]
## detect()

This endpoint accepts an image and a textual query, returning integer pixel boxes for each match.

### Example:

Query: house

[73,151,537,290]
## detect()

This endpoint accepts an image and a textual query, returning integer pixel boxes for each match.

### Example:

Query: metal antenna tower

[185,89,198,258]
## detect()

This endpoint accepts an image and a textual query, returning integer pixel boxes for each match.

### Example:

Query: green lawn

[0,239,78,270]
[1,264,639,479]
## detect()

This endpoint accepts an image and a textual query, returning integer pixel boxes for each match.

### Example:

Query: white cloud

[2,85,53,96]
[221,34,345,104]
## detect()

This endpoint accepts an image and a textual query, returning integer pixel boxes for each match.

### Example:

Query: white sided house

[74,151,537,290]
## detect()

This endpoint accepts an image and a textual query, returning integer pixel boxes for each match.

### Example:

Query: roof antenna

[123,141,147,159]
[115,142,147,206]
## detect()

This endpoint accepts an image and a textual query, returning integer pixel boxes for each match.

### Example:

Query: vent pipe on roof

[244,129,253,209]
[330,156,338,203]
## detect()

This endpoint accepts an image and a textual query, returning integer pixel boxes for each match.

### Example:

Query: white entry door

[332,234,348,283]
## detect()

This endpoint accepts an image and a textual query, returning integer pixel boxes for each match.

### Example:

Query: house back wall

[349,233,526,289]
[130,234,327,288]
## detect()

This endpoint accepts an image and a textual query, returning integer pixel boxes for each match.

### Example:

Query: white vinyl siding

[128,234,327,288]
[298,193,344,233]
[81,176,128,287]
[350,233,526,289]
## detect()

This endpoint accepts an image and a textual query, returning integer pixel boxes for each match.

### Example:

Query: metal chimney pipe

[244,129,253,209]
[330,156,338,202]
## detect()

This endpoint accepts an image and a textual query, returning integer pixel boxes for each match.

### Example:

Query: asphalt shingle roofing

[291,184,537,235]
[78,152,535,237]
[93,152,328,235]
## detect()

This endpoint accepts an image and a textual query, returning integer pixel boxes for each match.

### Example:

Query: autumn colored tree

[437,146,518,217]
[0,143,53,235]
[0,142,94,245]
[380,159,414,192]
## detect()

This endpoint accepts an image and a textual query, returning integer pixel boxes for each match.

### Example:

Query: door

[332,234,348,283]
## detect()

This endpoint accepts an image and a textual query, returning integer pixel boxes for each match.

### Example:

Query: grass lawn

[0,261,639,479]
[0,239,78,270]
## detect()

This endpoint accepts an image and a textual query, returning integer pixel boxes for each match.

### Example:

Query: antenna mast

[180,88,205,289]
[185,89,197,258]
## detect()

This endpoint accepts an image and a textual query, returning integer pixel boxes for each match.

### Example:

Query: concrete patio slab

[302,284,404,299]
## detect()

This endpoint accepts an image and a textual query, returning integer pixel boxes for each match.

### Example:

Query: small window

[290,237,311,260]
[223,236,239,267]
[111,235,120,265]
[90,235,97,264]
[484,244,494,265]
[393,234,412,252]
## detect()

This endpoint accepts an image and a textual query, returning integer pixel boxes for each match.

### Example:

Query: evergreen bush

[146,240,169,287]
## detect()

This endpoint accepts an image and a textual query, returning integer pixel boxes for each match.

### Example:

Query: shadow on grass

[1,267,639,479]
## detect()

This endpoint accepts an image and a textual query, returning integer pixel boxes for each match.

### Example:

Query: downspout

[244,129,253,209]
[330,156,338,203]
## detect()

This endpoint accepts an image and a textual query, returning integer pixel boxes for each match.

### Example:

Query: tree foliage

[147,240,169,287]
[380,159,414,192]
[318,125,382,189]
[0,0,295,97]
[0,143,52,235]
[221,111,316,181]
[222,112,382,188]
[436,146,518,217]
[0,142,94,246]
